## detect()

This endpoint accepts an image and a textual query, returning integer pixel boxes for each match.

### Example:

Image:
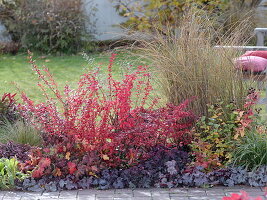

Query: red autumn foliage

[19,52,195,177]
[67,162,77,174]
[222,190,263,200]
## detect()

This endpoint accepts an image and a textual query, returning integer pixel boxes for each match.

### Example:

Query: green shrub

[112,0,260,32]
[0,119,43,146]
[190,91,258,170]
[232,126,267,170]
[0,157,27,189]
[0,0,96,54]
[0,42,20,55]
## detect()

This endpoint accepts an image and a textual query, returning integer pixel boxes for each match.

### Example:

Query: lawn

[0,51,140,102]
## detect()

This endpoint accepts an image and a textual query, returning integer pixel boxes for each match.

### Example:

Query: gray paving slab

[78,194,96,200]
[0,186,265,200]
[115,189,133,194]
[78,196,95,200]
[133,189,152,197]
[170,197,189,200]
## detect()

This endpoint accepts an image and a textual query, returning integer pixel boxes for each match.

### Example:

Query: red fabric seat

[234,56,267,73]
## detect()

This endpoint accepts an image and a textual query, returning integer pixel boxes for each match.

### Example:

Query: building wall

[84,0,127,41]
[256,0,267,27]
[0,24,11,42]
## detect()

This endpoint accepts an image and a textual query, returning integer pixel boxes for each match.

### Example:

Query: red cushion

[234,56,267,72]
[242,51,267,59]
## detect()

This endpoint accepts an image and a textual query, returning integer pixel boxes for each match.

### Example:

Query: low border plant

[0,157,28,189]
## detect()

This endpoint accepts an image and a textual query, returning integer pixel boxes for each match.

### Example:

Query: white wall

[85,0,127,41]
[256,0,267,27]
[0,24,11,42]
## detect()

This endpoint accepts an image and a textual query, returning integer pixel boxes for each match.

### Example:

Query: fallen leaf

[102,154,109,160]
[65,152,71,160]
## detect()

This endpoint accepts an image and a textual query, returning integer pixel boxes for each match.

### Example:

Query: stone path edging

[0,186,266,200]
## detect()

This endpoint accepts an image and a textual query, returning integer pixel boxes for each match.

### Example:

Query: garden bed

[0,53,265,195]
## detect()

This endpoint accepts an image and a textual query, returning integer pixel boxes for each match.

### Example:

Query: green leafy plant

[232,125,267,170]
[190,90,259,170]
[0,0,96,54]
[0,119,43,146]
[0,157,28,189]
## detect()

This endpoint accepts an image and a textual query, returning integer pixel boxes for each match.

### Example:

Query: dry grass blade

[131,8,256,116]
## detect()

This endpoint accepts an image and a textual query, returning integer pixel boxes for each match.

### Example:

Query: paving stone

[57,198,77,200]
[133,189,152,197]
[96,193,133,198]
[41,191,60,198]
[187,189,206,196]
[151,192,170,197]
[115,189,133,194]
[38,199,61,200]
[206,190,226,196]
[113,198,133,200]
[77,194,96,200]
[20,192,42,198]
[21,197,38,200]
[170,193,188,197]
[0,186,264,200]
[243,191,265,196]
[60,190,79,198]
[150,188,170,193]
[79,190,115,195]
[170,188,188,193]
[38,196,59,199]
[169,188,188,196]
[170,197,189,200]
[189,196,223,200]
[225,191,265,197]
[153,196,171,200]
[4,191,25,198]
[132,197,152,200]
[78,196,96,200]
[95,197,113,200]
[224,187,263,192]
[2,197,22,200]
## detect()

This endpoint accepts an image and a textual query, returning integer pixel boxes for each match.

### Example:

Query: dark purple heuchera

[16,145,267,192]
[0,141,31,162]
[18,146,190,191]
[18,165,267,192]
[119,145,189,188]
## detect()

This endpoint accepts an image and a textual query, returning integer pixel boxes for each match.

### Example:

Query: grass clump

[232,126,267,170]
[0,119,42,146]
[134,8,255,116]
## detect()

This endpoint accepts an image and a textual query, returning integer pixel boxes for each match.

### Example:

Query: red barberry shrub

[19,52,195,178]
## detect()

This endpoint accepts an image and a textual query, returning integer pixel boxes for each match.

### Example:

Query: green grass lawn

[0,51,142,102]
